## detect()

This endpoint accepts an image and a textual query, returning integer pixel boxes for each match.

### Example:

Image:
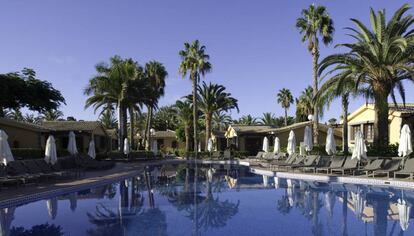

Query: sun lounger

[6,161,39,183]
[394,158,414,179]
[212,151,221,159]
[372,159,401,178]
[223,150,231,159]
[34,160,72,179]
[353,158,384,176]
[263,152,275,160]
[316,156,345,174]
[271,154,304,170]
[289,155,320,171]
[330,157,359,175]
[23,160,59,180]
[0,164,23,187]
[274,152,286,160]
[249,151,264,159]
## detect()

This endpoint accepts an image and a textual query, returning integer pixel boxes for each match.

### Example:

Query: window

[350,125,361,141]
[364,123,374,141]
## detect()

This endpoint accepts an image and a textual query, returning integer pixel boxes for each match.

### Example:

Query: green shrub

[366,144,398,157]
[11,148,43,159]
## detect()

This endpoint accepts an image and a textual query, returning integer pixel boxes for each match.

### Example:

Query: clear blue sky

[1,0,413,121]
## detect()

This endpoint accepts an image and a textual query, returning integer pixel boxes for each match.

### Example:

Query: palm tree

[193,82,238,148]
[99,108,118,129]
[8,109,24,121]
[175,100,193,152]
[296,4,334,143]
[179,40,212,158]
[42,109,63,121]
[212,111,232,131]
[234,115,259,125]
[316,77,368,154]
[318,4,414,149]
[277,88,294,126]
[143,61,168,151]
[260,112,277,126]
[295,86,314,122]
[85,56,144,150]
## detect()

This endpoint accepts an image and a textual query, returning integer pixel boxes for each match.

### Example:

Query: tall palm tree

[179,40,212,158]
[192,82,239,148]
[316,77,368,155]
[318,4,414,149]
[175,100,193,152]
[85,56,144,150]
[143,61,168,151]
[99,108,118,129]
[277,88,294,126]
[260,112,277,126]
[296,4,334,143]
[42,109,64,121]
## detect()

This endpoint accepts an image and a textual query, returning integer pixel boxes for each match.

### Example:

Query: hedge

[11,148,70,160]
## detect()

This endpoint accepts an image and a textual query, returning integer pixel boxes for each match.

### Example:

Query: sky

[1,0,413,122]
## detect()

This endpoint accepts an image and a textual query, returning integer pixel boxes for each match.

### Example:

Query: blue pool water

[1,164,413,236]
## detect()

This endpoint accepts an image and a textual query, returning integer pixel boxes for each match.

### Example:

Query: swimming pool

[1,164,413,236]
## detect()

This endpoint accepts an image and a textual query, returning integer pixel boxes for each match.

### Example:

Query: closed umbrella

[352,131,367,160]
[398,195,411,231]
[262,137,269,153]
[45,135,57,165]
[151,140,158,154]
[325,128,337,155]
[207,138,213,152]
[0,130,14,165]
[88,139,96,159]
[123,138,130,155]
[273,137,280,154]
[304,126,313,151]
[47,198,58,220]
[287,130,296,155]
[67,131,78,155]
[398,124,412,158]
[198,142,201,152]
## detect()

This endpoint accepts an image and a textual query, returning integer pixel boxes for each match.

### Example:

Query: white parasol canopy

[67,131,78,155]
[273,137,280,154]
[207,138,213,152]
[262,137,269,152]
[45,135,57,165]
[88,139,96,159]
[325,127,337,155]
[151,140,158,154]
[303,126,313,151]
[47,198,58,220]
[398,124,412,158]
[0,130,14,165]
[123,138,130,155]
[398,198,411,231]
[351,131,367,160]
[287,130,296,155]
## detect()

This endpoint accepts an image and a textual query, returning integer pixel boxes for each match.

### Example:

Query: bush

[366,144,398,157]
[11,148,43,159]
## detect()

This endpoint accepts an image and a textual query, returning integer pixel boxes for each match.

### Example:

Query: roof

[389,103,414,114]
[0,117,50,132]
[230,125,276,134]
[40,121,106,134]
[348,103,414,121]
[152,130,177,138]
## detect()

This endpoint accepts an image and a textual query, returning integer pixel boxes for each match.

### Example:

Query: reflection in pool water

[0,164,413,236]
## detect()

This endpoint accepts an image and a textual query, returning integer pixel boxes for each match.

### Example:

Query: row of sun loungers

[260,152,413,179]
[0,155,115,188]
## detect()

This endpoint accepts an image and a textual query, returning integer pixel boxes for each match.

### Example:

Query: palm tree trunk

[192,75,198,159]
[122,105,128,151]
[129,108,135,150]
[205,113,212,149]
[312,45,319,144]
[342,94,349,155]
[146,107,154,151]
[117,102,124,151]
[284,108,288,126]
[373,89,390,150]
[185,125,190,154]
[143,105,150,150]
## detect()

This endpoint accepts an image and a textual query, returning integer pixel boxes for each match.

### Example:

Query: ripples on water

[1,164,413,236]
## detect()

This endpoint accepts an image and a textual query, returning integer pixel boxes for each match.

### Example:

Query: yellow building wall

[347,105,403,147]
[0,125,42,148]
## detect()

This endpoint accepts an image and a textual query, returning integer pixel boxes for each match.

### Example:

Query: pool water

[1,164,413,236]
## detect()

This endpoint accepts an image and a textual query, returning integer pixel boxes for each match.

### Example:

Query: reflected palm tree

[341,192,348,236]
